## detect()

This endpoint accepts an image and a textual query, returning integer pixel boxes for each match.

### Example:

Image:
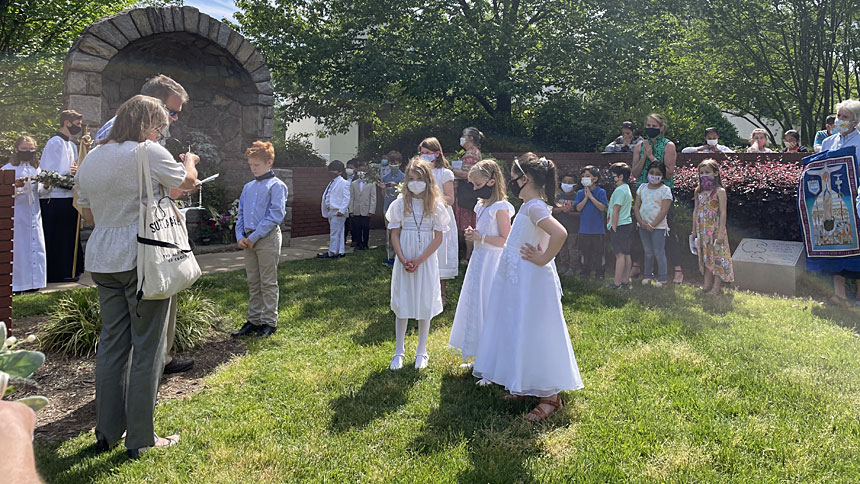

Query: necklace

[411,201,426,246]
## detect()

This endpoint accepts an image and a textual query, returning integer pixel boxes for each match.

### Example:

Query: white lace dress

[473,198,584,397]
[386,196,450,319]
[432,167,459,279]
[449,200,515,359]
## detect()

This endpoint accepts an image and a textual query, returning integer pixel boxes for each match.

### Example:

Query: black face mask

[16,151,36,162]
[67,124,82,136]
[474,184,494,199]
[510,176,525,198]
[644,127,661,139]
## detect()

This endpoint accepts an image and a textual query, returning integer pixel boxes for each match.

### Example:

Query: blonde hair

[402,157,442,216]
[749,128,769,148]
[245,140,275,161]
[141,74,189,103]
[468,159,507,205]
[646,113,667,133]
[418,137,450,169]
[105,95,169,144]
[11,136,38,168]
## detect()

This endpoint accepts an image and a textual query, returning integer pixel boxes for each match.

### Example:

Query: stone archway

[62,6,274,190]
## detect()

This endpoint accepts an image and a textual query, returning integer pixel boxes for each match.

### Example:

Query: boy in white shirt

[318,160,351,258]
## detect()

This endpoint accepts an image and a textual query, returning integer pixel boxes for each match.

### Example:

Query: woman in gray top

[76,95,199,459]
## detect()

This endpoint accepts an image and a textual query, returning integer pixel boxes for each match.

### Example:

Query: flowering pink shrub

[674,157,803,241]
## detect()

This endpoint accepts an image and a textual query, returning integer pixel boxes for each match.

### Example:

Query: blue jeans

[639,228,667,282]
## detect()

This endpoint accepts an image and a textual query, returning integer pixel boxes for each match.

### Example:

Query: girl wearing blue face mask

[419,137,459,306]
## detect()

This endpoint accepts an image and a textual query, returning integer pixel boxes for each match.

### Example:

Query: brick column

[0,170,14,331]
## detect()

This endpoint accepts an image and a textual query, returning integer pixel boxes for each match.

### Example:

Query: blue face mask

[381,159,388,165]
[421,153,436,162]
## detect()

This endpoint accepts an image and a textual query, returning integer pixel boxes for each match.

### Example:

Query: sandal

[673,268,684,284]
[414,353,429,370]
[126,434,179,460]
[389,353,405,370]
[526,395,563,422]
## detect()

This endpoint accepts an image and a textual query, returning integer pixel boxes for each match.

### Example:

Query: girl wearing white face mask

[419,137,459,306]
[385,158,450,370]
[681,127,735,154]
[574,166,607,279]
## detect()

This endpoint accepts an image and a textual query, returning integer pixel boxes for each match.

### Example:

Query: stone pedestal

[181,207,209,244]
[732,239,806,296]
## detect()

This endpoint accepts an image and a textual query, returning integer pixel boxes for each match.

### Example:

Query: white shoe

[389,354,405,370]
[476,378,492,386]
[459,362,474,370]
[641,278,652,286]
[414,353,429,370]
[654,281,665,288]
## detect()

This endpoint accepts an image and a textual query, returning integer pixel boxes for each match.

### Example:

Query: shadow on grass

[410,374,548,483]
[328,368,421,432]
[36,439,129,484]
[812,304,860,331]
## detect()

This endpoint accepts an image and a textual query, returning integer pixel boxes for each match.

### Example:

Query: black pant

[578,233,605,277]
[41,198,83,282]
[351,215,370,248]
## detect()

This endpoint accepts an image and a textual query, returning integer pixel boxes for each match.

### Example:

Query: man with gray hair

[93,74,195,376]
[95,74,188,144]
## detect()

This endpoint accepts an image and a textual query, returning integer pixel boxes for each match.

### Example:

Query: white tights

[394,317,431,356]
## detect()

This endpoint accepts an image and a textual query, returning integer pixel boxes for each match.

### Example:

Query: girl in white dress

[386,158,451,370]
[449,160,514,369]
[419,137,458,306]
[2,136,47,293]
[473,153,584,422]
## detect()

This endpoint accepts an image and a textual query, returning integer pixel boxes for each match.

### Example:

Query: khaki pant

[92,269,170,450]
[245,227,282,326]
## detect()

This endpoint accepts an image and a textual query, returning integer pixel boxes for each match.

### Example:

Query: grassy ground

[24,247,860,483]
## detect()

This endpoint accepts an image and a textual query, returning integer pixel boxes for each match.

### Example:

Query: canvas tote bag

[136,143,201,301]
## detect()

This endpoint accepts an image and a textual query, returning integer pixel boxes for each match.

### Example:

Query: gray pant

[639,228,668,282]
[92,269,171,450]
[245,226,281,326]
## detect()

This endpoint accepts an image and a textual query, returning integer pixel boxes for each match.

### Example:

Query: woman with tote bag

[75,95,199,459]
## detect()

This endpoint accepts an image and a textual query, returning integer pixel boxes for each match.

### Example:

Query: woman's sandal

[126,434,180,460]
[526,395,563,422]
[673,268,684,284]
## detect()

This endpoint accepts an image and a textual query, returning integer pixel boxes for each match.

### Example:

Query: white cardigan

[321,176,351,218]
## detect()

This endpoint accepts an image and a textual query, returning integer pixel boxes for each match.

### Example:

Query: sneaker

[654,281,665,288]
[606,283,623,289]
[383,258,395,267]
[641,278,652,286]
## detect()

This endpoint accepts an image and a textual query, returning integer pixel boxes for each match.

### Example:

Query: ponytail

[516,153,558,204]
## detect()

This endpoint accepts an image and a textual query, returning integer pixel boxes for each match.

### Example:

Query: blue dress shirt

[235,173,289,243]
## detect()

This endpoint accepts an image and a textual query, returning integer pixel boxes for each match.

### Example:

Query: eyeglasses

[167,110,179,117]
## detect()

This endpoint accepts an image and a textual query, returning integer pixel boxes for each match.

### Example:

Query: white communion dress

[432,167,459,279]
[472,198,584,397]
[386,196,450,320]
[449,199,515,359]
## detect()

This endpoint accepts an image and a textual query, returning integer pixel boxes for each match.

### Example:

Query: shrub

[673,157,802,241]
[39,289,219,357]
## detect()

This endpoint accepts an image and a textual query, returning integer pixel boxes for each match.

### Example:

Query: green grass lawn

[26,248,860,483]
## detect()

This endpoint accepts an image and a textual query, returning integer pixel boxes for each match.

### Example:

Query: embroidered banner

[798,153,859,256]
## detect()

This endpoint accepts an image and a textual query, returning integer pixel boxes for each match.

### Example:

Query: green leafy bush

[39,289,220,357]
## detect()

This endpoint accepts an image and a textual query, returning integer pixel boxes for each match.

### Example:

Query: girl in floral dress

[693,159,734,294]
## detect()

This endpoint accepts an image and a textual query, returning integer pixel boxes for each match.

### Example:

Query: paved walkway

[44,229,387,293]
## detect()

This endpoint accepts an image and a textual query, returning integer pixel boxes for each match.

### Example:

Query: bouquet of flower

[207,199,240,244]
[365,163,383,184]
[38,170,75,190]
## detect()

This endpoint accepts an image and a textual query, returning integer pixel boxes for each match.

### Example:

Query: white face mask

[345,168,354,176]
[561,183,576,193]
[407,180,426,194]
[648,174,663,185]
[706,139,718,146]
[580,177,592,187]
[459,137,467,147]
[835,118,855,134]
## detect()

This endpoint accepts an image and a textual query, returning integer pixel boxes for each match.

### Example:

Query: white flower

[5,336,16,345]
[26,334,36,343]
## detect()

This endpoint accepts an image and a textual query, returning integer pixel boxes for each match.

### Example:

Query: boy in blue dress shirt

[232,141,288,338]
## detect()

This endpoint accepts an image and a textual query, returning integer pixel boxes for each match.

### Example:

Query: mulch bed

[11,316,247,444]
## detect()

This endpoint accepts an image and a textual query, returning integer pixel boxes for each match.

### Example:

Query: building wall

[284,118,358,162]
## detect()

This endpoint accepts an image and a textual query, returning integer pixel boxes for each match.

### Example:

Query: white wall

[285,117,358,163]
[723,113,787,144]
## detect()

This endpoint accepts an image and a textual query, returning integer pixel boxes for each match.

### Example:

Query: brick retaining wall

[0,171,14,330]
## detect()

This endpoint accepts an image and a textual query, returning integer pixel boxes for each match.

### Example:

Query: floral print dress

[695,189,734,282]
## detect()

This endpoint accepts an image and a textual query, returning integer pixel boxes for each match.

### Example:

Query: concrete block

[732,238,806,296]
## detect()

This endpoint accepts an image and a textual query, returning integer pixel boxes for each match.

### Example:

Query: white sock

[394,318,408,355]
[415,318,430,356]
